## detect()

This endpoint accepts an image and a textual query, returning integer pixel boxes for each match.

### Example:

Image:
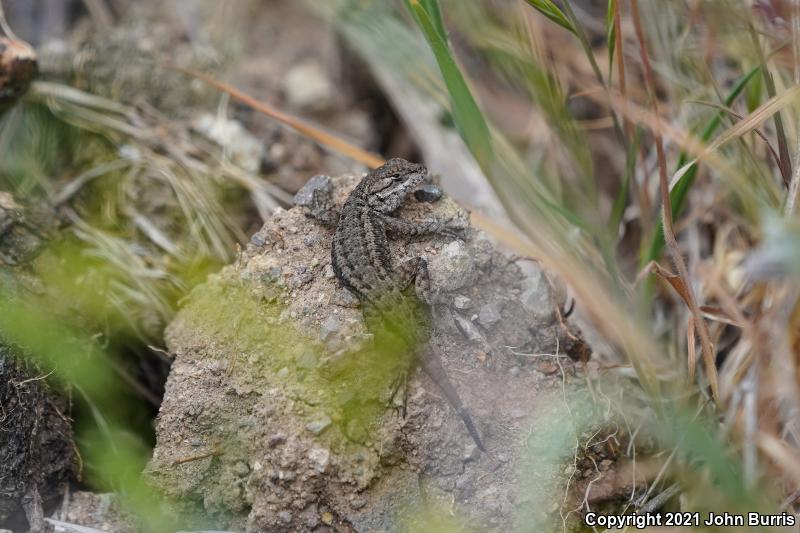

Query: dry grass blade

[630,0,719,404]
[671,85,800,190]
[685,100,790,188]
[163,65,386,169]
[758,433,800,486]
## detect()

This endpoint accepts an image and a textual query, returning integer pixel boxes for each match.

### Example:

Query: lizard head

[366,158,428,213]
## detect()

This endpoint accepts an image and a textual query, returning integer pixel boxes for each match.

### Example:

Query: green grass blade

[606,0,616,79]
[641,65,761,265]
[608,127,639,235]
[419,0,446,40]
[522,0,576,35]
[404,0,494,170]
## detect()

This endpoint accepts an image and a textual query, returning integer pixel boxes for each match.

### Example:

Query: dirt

[147,172,592,532]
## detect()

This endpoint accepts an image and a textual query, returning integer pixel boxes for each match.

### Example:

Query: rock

[192,114,265,174]
[413,184,443,203]
[147,173,587,532]
[320,315,340,341]
[517,260,567,325]
[453,313,484,343]
[295,349,318,369]
[305,415,332,435]
[293,175,332,207]
[0,347,75,527]
[429,240,476,292]
[282,61,335,112]
[0,37,38,116]
[478,302,502,328]
[308,447,330,473]
[453,295,472,310]
[267,433,288,448]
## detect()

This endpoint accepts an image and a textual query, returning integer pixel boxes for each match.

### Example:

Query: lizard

[301,158,486,452]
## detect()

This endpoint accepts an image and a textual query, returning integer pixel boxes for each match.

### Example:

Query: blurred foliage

[2,0,800,530]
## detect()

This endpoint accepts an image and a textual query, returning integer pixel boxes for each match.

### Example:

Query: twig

[639,483,680,513]
[164,64,386,169]
[629,0,719,404]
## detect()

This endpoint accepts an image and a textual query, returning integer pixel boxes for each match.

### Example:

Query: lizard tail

[419,352,486,452]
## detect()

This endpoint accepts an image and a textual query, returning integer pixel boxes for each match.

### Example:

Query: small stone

[308,447,330,473]
[268,432,287,448]
[278,510,292,524]
[517,260,563,324]
[429,240,476,292]
[306,415,332,435]
[453,314,484,343]
[414,183,443,203]
[332,288,359,308]
[277,367,290,379]
[296,349,318,369]
[346,418,368,443]
[282,61,335,112]
[324,264,335,278]
[510,408,527,420]
[293,174,332,207]
[464,444,481,462]
[453,295,472,309]
[536,360,559,375]
[478,302,502,327]
[497,453,510,463]
[321,511,334,525]
[232,461,250,476]
[350,496,367,510]
[192,114,264,173]
[509,366,520,377]
[320,315,340,341]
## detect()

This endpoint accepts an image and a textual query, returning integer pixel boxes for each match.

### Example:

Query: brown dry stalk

[628,0,719,404]
[164,65,386,169]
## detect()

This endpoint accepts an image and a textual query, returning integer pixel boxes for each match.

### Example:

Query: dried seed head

[0,37,38,113]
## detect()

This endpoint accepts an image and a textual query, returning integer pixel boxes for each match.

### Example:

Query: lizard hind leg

[396,256,433,303]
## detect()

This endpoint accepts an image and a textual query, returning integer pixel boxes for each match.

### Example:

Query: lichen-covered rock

[147,172,590,532]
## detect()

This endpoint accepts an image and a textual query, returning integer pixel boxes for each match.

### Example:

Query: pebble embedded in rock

[268,433,287,448]
[429,241,476,292]
[308,447,330,473]
[278,510,292,524]
[510,408,527,420]
[293,174,332,207]
[295,349,318,369]
[320,315,340,341]
[413,183,443,203]
[305,415,332,435]
[478,302,502,327]
[453,295,472,310]
[332,288,359,308]
[349,496,367,510]
[453,313,484,343]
